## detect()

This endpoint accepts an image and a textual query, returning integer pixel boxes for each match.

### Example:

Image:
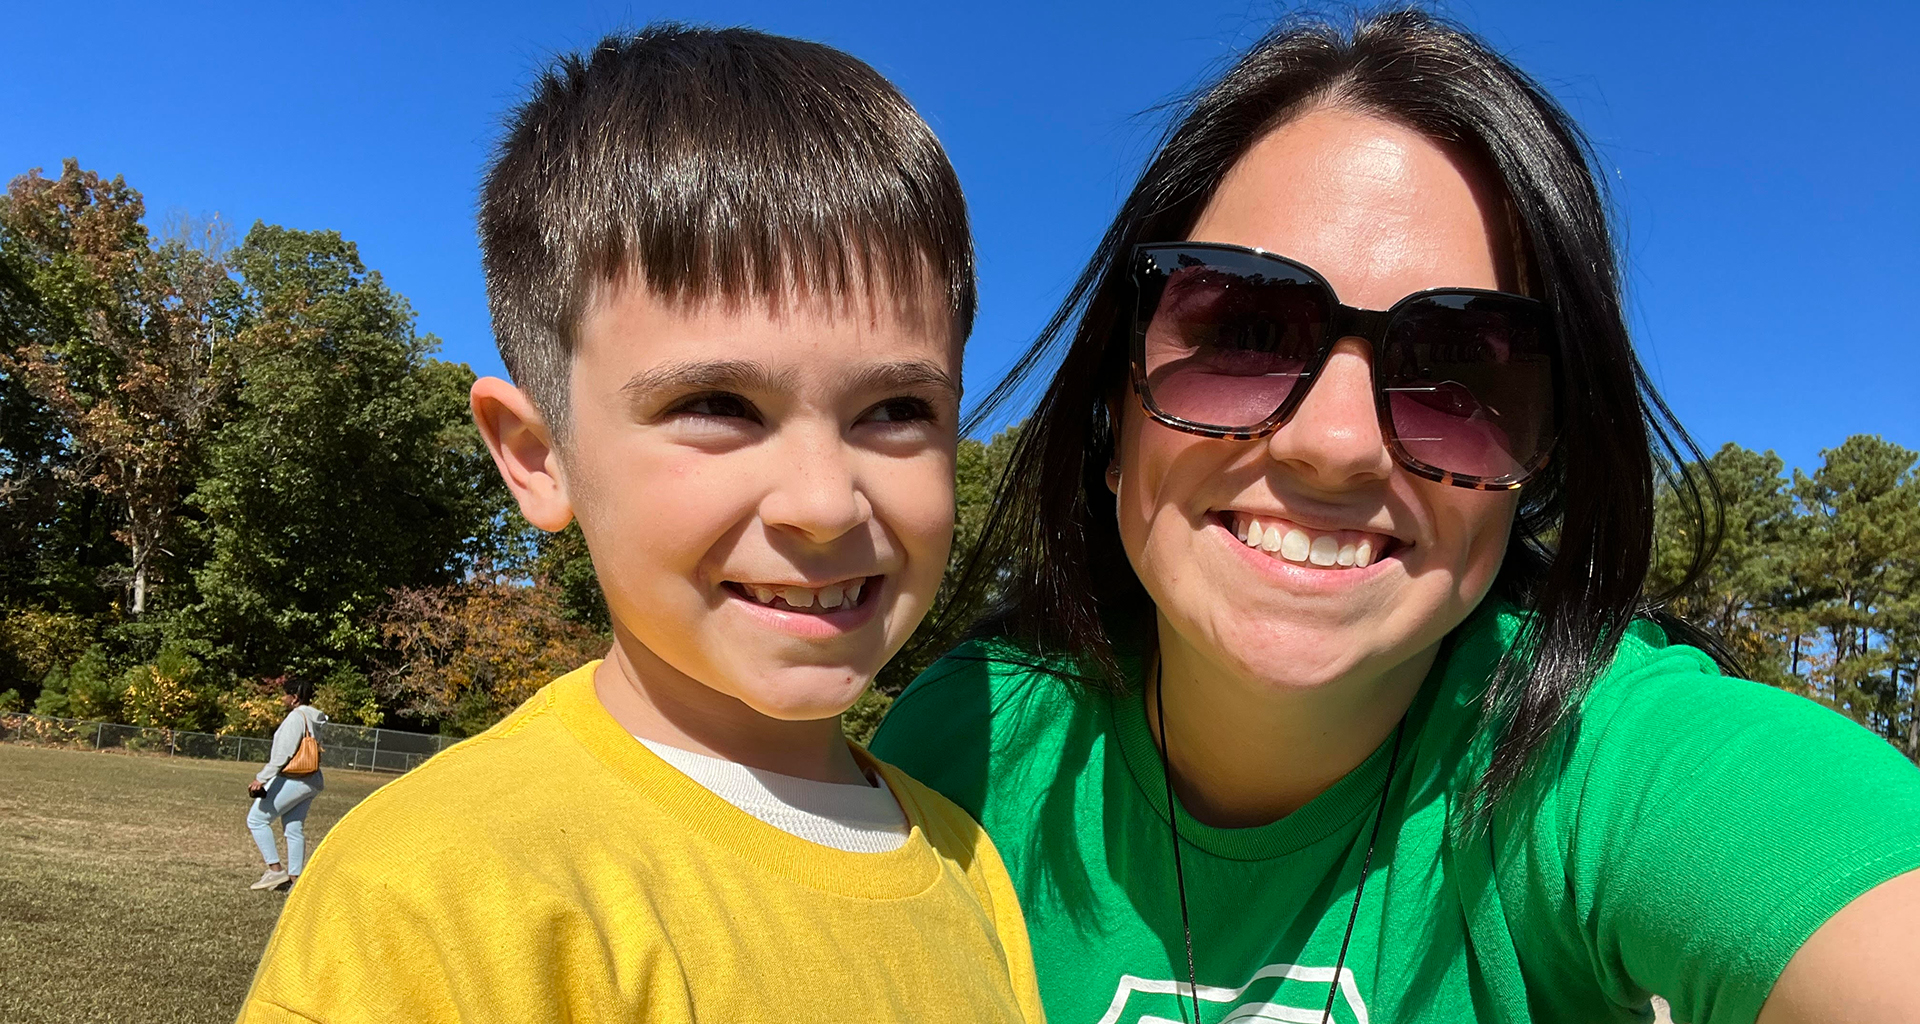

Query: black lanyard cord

[1152,661,1409,1024]
[1155,664,1202,1022]
[1322,715,1406,1022]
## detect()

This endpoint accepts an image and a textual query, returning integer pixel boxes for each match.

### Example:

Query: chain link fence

[0,712,458,773]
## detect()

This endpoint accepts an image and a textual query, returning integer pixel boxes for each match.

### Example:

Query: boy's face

[553,279,958,723]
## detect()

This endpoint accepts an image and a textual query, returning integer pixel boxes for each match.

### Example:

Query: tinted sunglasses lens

[1138,253,1329,430]
[1381,294,1554,482]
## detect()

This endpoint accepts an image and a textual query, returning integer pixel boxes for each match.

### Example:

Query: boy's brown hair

[479,24,975,434]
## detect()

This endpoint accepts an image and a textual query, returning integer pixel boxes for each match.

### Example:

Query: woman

[872,11,1920,1023]
[246,677,327,891]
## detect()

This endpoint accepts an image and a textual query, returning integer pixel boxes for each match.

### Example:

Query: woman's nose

[1263,337,1395,487]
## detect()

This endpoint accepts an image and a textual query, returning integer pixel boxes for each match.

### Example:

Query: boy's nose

[759,433,873,544]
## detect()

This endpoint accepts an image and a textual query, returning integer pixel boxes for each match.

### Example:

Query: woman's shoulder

[1494,615,1920,1021]
[1571,617,1874,758]
[1522,611,1920,880]
[1452,604,1854,753]
[870,637,1112,820]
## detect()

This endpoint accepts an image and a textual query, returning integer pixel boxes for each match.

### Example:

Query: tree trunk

[131,536,148,616]
[1907,663,1919,763]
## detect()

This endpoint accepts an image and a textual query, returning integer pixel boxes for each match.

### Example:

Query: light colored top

[237,661,1046,1024]
[255,704,328,785]
[637,737,911,853]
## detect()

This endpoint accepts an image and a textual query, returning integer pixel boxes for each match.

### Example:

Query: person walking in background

[246,678,327,891]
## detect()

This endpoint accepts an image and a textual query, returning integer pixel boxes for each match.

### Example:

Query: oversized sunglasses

[1129,242,1558,490]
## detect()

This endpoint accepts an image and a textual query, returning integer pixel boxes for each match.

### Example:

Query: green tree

[183,224,506,681]
[0,235,62,569]
[1650,443,1800,689]
[1790,436,1920,746]
[534,520,610,631]
[0,210,78,648]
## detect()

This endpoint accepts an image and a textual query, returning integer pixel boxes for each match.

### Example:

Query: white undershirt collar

[636,737,911,854]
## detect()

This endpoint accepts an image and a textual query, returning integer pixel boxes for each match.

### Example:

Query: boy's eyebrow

[620,360,798,399]
[621,359,958,401]
[844,360,960,401]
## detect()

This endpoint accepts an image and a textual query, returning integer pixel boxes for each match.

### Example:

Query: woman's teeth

[741,579,866,612]
[1233,514,1381,569]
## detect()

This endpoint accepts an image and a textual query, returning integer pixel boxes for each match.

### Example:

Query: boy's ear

[471,377,574,532]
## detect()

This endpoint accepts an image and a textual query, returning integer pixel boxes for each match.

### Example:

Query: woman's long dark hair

[931,9,1724,813]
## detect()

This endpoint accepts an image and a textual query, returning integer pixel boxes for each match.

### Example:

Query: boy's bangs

[577,217,958,334]
[481,27,975,429]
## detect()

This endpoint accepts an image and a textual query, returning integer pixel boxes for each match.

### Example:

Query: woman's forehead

[1188,106,1518,304]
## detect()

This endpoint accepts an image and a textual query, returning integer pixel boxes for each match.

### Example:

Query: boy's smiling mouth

[722,575,879,615]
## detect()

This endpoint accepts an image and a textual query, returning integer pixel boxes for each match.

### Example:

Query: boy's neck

[591,638,868,787]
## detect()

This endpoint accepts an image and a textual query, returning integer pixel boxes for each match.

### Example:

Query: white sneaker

[250,869,291,890]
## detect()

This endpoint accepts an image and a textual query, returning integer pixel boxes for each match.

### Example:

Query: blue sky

[4,1,1914,473]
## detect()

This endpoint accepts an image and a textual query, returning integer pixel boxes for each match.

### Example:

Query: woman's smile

[1217,510,1404,570]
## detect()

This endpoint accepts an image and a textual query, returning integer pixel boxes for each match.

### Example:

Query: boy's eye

[863,396,937,424]
[669,392,758,421]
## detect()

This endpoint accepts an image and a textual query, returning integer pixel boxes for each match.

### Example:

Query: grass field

[0,744,390,1024]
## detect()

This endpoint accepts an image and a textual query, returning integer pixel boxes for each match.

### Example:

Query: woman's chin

[1185,613,1415,695]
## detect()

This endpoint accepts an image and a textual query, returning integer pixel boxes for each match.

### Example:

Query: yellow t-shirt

[237,663,1046,1023]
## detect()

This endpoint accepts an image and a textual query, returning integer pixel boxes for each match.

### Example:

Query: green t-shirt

[870,604,1920,1024]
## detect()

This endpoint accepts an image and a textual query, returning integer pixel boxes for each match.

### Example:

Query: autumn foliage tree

[0,161,231,616]
[374,567,607,736]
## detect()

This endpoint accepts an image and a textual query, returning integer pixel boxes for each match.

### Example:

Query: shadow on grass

[0,744,392,1024]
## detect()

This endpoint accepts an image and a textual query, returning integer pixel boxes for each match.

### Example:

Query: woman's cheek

[1434,486,1518,598]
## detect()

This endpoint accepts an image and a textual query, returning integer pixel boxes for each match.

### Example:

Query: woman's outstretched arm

[1756,869,1920,1024]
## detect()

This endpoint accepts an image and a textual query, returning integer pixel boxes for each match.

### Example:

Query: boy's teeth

[1230,513,1387,571]
[739,578,871,611]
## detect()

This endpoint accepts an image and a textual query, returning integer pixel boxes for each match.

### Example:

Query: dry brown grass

[0,744,390,1023]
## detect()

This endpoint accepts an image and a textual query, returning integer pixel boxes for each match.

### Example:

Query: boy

[237,26,1043,1023]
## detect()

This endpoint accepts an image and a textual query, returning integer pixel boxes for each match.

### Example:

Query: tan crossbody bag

[281,714,322,776]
